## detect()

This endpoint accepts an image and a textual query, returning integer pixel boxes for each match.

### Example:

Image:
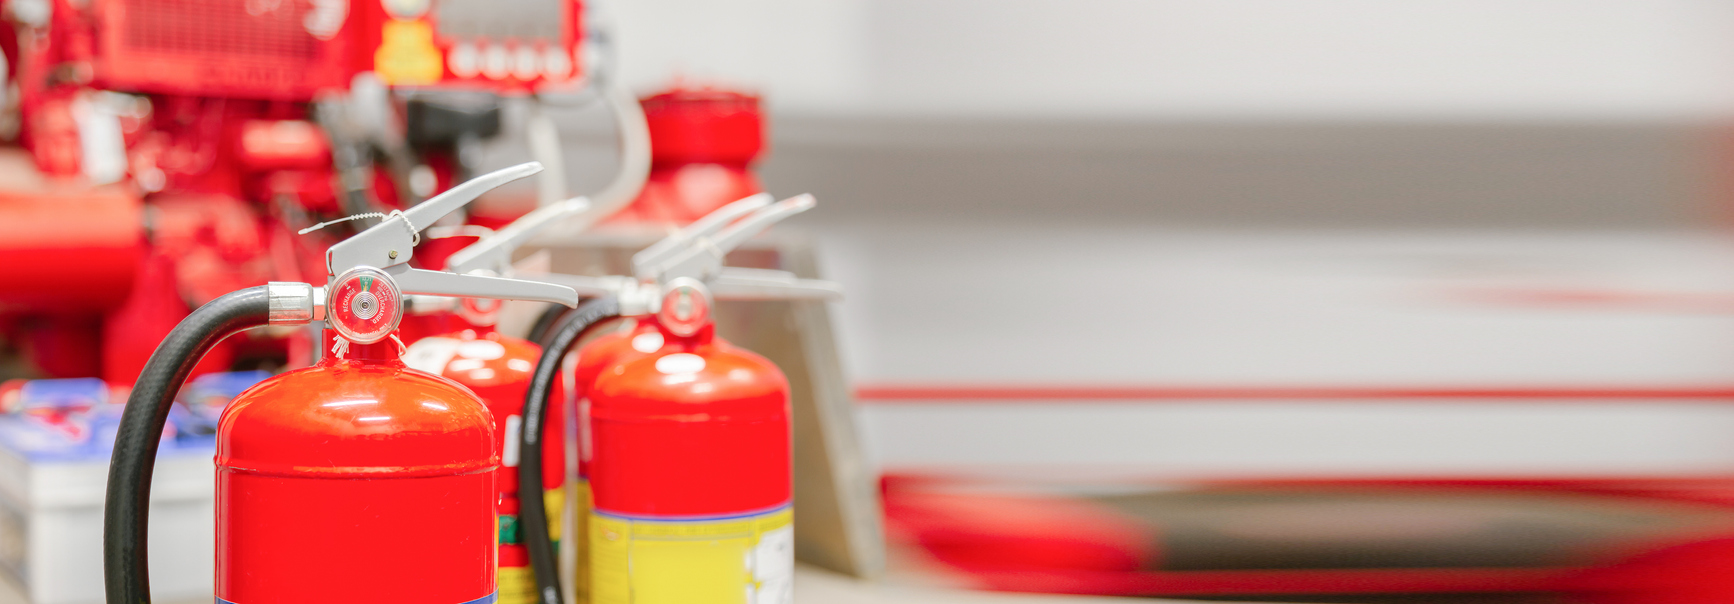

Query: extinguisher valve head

[267,281,326,325]
[617,278,661,316]
[319,162,582,313]
[657,278,713,337]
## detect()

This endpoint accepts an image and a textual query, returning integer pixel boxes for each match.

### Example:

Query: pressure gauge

[329,266,404,344]
[657,278,712,337]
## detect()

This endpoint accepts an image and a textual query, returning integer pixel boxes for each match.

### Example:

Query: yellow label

[500,488,568,604]
[572,481,591,604]
[544,488,566,543]
[374,20,443,85]
[589,507,793,604]
[497,566,536,604]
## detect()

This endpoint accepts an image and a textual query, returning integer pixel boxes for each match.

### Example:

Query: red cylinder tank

[557,316,657,602]
[610,88,764,224]
[402,320,566,604]
[0,186,143,312]
[215,334,500,603]
[583,320,793,603]
[572,317,664,476]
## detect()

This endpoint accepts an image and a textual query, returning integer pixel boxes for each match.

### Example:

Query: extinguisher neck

[656,320,715,346]
[318,330,405,364]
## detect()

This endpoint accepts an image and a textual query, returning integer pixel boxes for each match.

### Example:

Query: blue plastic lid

[16,378,108,410]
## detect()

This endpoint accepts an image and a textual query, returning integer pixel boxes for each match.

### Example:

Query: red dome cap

[642,87,765,165]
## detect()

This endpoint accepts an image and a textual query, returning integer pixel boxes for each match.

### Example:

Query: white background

[610,0,1734,119]
[592,1,1734,477]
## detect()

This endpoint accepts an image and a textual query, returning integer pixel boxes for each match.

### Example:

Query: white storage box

[0,446,214,604]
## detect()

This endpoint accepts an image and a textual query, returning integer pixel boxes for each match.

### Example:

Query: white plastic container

[0,446,213,604]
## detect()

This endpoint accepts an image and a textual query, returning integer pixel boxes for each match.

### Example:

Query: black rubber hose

[519,296,621,604]
[105,286,272,604]
[526,303,571,347]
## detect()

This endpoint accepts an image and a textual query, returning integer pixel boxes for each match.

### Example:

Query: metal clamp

[267,282,326,325]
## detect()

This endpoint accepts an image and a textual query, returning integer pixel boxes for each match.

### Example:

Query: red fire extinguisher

[395,196,774,604]
[398,195,598,604]
[524,193,784,602]
[103,163,582,604]
[510,194,843,604]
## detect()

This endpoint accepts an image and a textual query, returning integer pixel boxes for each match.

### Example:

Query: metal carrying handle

[506,191,837,313]
[631,193,773,279]
[638,194,817,284]
[708,194,815,258]
[445,196,591,275]
[513,268,841,304]
[322,162,580,309]
[710,267,843,301]
[387,265,578,308]
[326,162,544,274]
[511,273,637,299]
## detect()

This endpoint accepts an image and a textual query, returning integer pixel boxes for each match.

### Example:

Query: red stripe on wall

[854,384,1734,403]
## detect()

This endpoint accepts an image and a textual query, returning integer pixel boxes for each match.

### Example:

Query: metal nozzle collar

[267,282,327,325]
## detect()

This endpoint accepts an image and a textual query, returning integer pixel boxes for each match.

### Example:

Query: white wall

[611,0,1734,119]
[602,1,1734,478]
[825,227,1734,477]
[607,0,871,110]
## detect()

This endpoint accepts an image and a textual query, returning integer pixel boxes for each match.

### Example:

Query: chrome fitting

[657,278,713,337]
[267,282,325,325]
[615,280,661,317]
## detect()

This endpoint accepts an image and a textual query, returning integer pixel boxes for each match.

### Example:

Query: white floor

[0,565,1185,604]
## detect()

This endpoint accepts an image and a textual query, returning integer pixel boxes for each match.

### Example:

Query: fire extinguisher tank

[441,331,562,497]
[509,194,838,603]
[214,342,501,603]
[581,320,796,604]
[406,324,569,602]
[587,325,790,517]
[573,319,661,471]
[104,164,579,604]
